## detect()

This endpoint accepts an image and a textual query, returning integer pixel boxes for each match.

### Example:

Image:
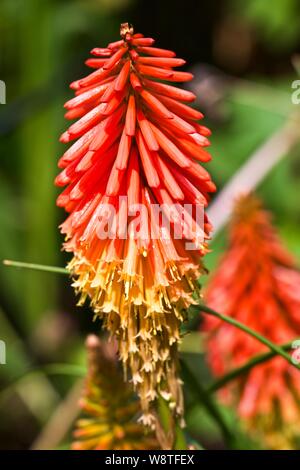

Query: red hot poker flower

[56,23,215,427]
[203,193,300,449]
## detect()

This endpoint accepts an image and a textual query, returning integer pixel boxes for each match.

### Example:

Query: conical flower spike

[72,335,158,450]
[56,23,216,426]
[203,193,300,449]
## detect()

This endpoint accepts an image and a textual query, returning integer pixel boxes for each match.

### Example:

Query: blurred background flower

[72,335,158,450]
[203,193,300,449]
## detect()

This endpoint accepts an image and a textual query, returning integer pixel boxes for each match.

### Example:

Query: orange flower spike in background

[56,23,216,426]
[72,335,158,450]
[203,193,300,449]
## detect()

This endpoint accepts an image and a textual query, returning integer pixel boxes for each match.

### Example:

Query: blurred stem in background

[0,307,60,422]
[19,0,61,331]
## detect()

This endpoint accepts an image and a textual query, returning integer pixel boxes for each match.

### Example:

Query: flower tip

[71,442,81,450]
[59,131,71,143]
[185,72,194,81]
[69,80,80,90]
[201,137,210,146]
[206,181,217,192]
[120,22,134,38]
[199,125,212,136]
[90,47,112,57]
[84,58,96,68]
[78,398,86,409]
[54,173,64,186]
[85,334,100,349]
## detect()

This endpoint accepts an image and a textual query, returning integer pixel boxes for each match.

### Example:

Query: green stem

[0,364,86,405]
[2,261,298,375]
[207,341,293,393]
[156,395,188,450]
[180,360,235,448]
[200,304,300,371]
[3,260,68,275]
[174,423,188,450]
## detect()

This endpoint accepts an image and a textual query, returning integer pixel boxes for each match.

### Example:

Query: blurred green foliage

[231,0,300,51]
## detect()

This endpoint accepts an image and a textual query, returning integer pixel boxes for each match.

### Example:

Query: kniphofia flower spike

[56,23,215,426]
[203,194,300,449]
[72,335,158,450]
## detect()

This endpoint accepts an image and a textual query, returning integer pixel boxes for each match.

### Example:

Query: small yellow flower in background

[72,335,158,450]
